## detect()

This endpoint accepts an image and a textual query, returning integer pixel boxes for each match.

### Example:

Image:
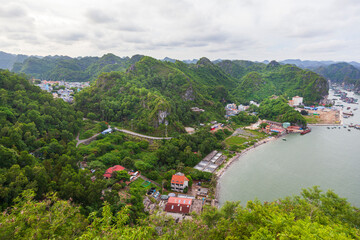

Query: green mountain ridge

[75,56,235,135]
[313,62,360,91]
[217,60,329,104]
[12,53,143,82]
[75,56,327,135]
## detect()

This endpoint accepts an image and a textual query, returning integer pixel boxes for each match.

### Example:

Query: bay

[219,90,360,207]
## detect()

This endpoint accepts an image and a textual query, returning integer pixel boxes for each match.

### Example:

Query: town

[34,79,90,102]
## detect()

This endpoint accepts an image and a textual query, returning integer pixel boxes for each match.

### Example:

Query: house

[103,165,125,178]
[249,101,260,107]
[171,172,189,192]
[164,197,192,214]
[292,96,303,106]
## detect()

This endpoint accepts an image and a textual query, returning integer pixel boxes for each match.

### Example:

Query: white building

[292,96,303,106]
[249,101,260,107]
[171,172,189,192]
[238,104,245,111]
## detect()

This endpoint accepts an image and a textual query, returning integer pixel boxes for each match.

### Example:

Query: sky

[1,0,360,61]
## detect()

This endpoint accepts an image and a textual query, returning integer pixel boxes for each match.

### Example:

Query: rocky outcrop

[158,110,169,125]
[183,86,195,101]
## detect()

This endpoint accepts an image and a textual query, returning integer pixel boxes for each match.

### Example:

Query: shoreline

[214,135,279,206]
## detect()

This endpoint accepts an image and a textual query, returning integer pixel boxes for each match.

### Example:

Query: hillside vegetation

[314,62,360,91]
[1,187,359,239]
[12,53,143,82]
[217,60,329,104]
[75,57,236,135]
[75,57,328,135]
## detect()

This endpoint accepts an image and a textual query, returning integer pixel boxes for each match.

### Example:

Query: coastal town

[71,89,358,223]
[34,79,90,102]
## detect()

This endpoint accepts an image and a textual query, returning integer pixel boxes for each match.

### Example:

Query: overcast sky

[1,0,360,61]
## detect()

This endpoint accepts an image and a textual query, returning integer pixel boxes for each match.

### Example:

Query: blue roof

[102,128,112,134]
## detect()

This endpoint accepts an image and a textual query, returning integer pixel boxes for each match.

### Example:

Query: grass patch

[224,136,248,145]
[304,115,320,124]
[129,178,159,194]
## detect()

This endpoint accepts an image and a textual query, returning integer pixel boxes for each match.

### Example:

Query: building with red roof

[171,172,189,192]
[103,165,125,178]
[164,197,192,214]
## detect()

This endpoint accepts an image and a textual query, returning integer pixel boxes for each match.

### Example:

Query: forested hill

[12,53,143,82]
[217,60,329,104]
[313,62,360,90]
[0,51,28,70]
[75,56,236,135]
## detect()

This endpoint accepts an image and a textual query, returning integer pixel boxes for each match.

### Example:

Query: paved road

[75,125,172,147]
[76,132,101,147]
[114,127,172,140]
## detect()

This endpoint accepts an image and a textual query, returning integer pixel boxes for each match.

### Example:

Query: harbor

[217,88,360,207]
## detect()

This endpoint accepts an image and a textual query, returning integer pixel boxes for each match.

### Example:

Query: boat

[301,128,311,135]
[347,107,351,110]
[348,129,351,131]
[282,138,287,141]
[327,127,330,129]
[343,112,354,116]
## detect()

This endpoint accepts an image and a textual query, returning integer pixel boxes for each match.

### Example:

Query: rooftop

[171,173,189,184]
[103,165,125,178]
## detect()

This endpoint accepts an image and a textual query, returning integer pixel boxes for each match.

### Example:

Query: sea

[219,89,360,207]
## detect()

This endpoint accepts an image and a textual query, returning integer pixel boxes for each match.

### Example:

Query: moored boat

[301,128,311,135]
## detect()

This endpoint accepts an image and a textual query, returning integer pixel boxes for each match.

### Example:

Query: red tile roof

[168,197,192,205]
[165,197,192,214]
[103,165,125,178]
[171,175,189,184]
[165,203,191,214]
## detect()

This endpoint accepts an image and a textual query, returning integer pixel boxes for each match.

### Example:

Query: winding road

[76,125,172,147]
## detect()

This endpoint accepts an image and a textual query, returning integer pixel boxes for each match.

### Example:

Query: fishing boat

[301,128,311,135]
[343,112,354,116]
[282,138,287,141]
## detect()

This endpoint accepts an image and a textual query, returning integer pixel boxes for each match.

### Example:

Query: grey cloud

[0,5,27,18]
[85,9,114,23]
[46,32,87,43]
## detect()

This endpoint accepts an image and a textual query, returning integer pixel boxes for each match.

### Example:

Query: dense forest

[313,62,360,91]
[0,70,216,219]
[1,187,359,239]
[75,57,235,135]
[75,56,327,135]
[0,60,358,239]
[217,60,329,104]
